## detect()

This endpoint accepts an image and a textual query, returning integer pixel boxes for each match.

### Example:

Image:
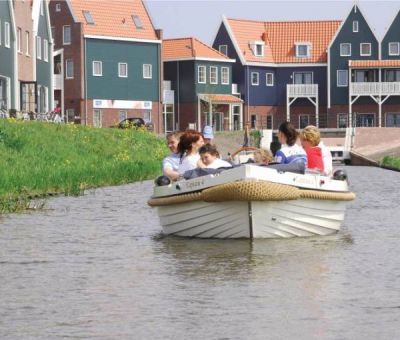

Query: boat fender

[155,176,171,186]
[333,169,347,181]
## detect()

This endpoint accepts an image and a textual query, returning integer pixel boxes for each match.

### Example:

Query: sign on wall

[93,99,152,110]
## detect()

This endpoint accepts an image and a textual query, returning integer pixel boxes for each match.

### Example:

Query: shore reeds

[0,119,167,213]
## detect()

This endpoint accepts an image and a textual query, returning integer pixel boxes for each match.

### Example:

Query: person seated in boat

[300,125,324,173]
[202,125,214,144]
[270,121,307,173]
[253,148,273,165]
[177,129,205,175]
[199,144,232,169]
[162,131,182,181]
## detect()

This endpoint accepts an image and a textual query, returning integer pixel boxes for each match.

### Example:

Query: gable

[382,10,400,59]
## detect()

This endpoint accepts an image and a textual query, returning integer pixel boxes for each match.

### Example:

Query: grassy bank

[0,119,167,213]
[381,156,400,170]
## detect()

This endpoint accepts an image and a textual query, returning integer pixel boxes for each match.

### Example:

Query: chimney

[155,29,163,40]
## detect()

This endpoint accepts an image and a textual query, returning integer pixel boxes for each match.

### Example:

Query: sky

[145,0,400,44]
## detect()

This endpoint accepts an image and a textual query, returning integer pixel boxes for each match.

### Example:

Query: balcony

[53,74,62,90]
[350,82,400,96]
[163,89,174,104]
[287,84,318,97]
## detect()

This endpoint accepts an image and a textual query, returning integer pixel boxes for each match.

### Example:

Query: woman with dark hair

[177,129,205,175]
[273,121,307,171]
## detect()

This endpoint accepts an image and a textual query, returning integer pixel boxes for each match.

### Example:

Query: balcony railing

[163,89,174,104]
[53,74,62,90]
[287,84,318,97]
[350,82,400,96]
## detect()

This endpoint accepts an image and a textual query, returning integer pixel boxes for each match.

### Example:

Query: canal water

[0,166,399,339]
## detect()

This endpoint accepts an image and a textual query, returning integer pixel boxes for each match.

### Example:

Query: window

[66,59,74,79]
[354,69,376,82]
[56,3,61,12]
[40,1,44,15]
[43,39,48,62]
[132,15,143,29]
[83,10,94,24]
[36,36,41,59]
[119,110,127,123]
[389,42,400,56]
[63,25,71,45]
[384,69,400,82]
[251,72,259,86]
[93,110,102,127]
[355,113,375,127]
[338,114,348,128]
[198,66,206,83]
[51,26,55,41]
[118,63,128,77]
[294,72,313,84]
[255,43,264,57]
[221,67,229,85]
[340,43,351,56]
[337,70,348,87]
[5,22,10,48]
[210,66,218,84]
[386,113,400,127]
[92,61,102,76]
[266,115,273,129]
[299,115,309,129]
[353,21,359,32]
[219,45,228,56]
[25,31,30,55]
[17,28,22,52]
[360,43,371,56]
[296,43,311,58]
[250,114,257,129]
[266,73,274,86]
[66,109,75,123]
[143,64,152,79]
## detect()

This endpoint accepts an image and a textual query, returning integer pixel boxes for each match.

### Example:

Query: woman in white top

[177,129,205,175]
[162,131,182,180]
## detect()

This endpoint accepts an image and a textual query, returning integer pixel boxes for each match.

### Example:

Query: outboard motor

[155,175,171,186]
[333,169,347,181]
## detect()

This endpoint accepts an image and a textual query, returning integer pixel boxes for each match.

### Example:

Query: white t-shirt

[319,141,333,177]
[178,154,200,175]
[206,158,232,169]
[162,153,180,172]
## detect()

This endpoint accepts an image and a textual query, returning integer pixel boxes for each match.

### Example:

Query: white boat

[148,165,355,239]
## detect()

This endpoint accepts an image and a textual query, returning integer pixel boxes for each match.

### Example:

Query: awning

[198,93,243,104]
[349,60,400,68]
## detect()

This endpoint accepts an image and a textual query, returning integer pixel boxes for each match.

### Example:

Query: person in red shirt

[300,125,324,173]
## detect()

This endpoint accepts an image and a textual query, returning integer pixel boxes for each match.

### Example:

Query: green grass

[381,156,400,170]
[0,119,168,213]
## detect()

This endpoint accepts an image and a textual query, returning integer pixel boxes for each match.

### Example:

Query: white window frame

[65,59,74,79]
[56,3,61,12]
[43,39,48,62]
[143,64,152,79]
[219,45,228,56]
[266,72,274,86]
[36,36,42,59]
[221,67,229,85]
[93,109,102,128]
[388,42,400,56]
[118,63,128,78]
[40,1,44,16]
[198,65,206,84]
[210,66,218,84]
[337,70,348,87]
[92,61,102,76]
[340,43,351,57]
[25,31,30,56]
[353,21,359,32]
[63,25,71,45]
[360,43,371,56]
[251,72,259,86]
[5,22,10,48]
[295,43,311,58]
[254,43,264,57]
[17,28,22,52]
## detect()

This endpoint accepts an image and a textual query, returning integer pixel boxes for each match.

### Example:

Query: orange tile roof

[203,94,243,103]
[163,37,232,61]
[349,60,400,68]
[226,18,341,64]
[69,0,158,40]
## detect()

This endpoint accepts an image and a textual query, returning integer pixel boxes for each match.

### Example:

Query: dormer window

[132,15,143,29]
[295,43,311,58]
[353,21,359,32]
[250,41,264,57]
[83,11,94,25]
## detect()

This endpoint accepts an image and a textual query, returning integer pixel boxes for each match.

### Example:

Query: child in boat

[177,129,205,175]
[253,148,273,165]
[199,144,232,169]
[162,131,182,180]
[300,125,324,173]
[274,121,307,171]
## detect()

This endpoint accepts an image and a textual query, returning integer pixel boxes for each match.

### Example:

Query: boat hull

[157,198,346,239]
